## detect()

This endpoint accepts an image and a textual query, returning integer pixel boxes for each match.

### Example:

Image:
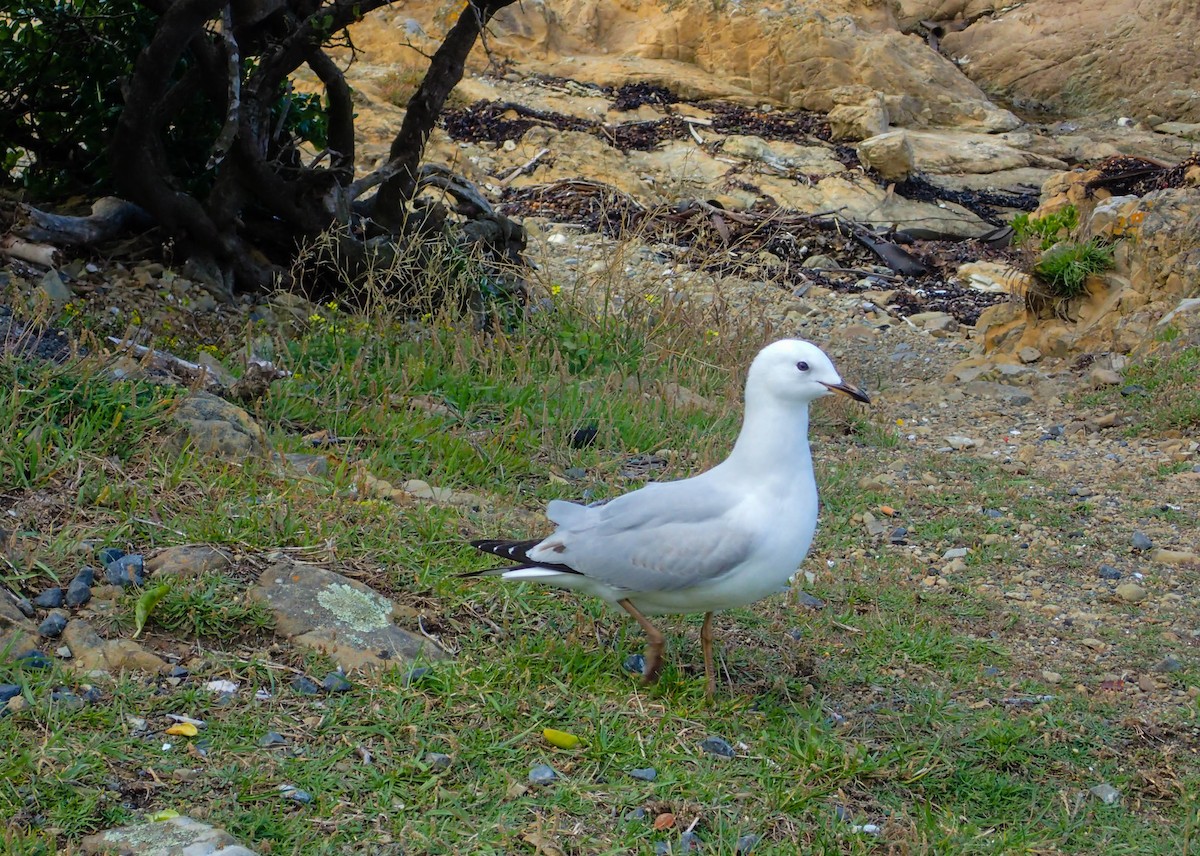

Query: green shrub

[1033,239,1115,299]
[1011,206,1079,250]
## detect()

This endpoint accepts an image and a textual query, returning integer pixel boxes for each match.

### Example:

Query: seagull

[466,339,870,697]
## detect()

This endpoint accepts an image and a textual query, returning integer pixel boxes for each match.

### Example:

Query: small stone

[623,653,647,674]
[680,831,699,853]
[38,612,68,638]
[0,684,21,704]
[169,665,190,678]
[982,666,1002,678]
[15,650,52,669]
[1151,549,1200,566]
[787,628,804,642]
[1041,670,1063,684]
[1097,564,1122,580]
[1152,655,1183,673]
[106,554,145,586]
[98,547,125,566]
[946,435,977,450]
[403,667,431,687]
[291,675,321,695]
[797,592,825,610]
[279,785,313,804]
[11,595,34,618]
[889,527,908,544]
[65,578,92,608]
[56,646,72,659]
[529,763,558,785]
[569,425,598,449]
[699,736,735,758]
[736,833,761,854]
[1089,367,1122,387]
[50,690,84,710]
[321,672,352,693]
[943,547,969,560]
[1131,532,1153,551]
[654,842,671,856]
[629,767,657,782]
[1080,638,1106,651]
[564,467,587,480]
[1116,583,1147,603]
[425,752,452,771]
[1017,347,1042,364]
[1089,783,1121,805]
[1120,384,1145,396]
[623,807,647,822]
[32,588,64,609]
[259,731,287,747]
[73,566,96,586]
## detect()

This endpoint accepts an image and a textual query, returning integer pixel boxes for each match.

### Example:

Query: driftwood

[107,336,288,403]
[14,197,153,246]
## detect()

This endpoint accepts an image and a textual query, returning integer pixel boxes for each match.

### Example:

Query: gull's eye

[796,361,810,372]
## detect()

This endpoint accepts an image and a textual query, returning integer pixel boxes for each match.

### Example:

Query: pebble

[943,547,969,560]
[403,667,431,687]
[169,665,189,679]
[279,785,313,804]
[322,672,352,693]
[0,684,21,704]
[679,831,699,853]
[107,554,146,587]
[736,833,761,854]
[529,763,558,785]
[623,807,647,822]
[1152,655,1182,673]
[1151,549,1200,566]
[1120,384,1145,396]
[564,467,587,480]
[699,736,735,758]
[1041,670,1063,684]
[291,675,321,695]
[38,612,68,638]
[15,650,52,669]
[946,435,977,450]
[65,576,92,608]
[1115,583,1147,603]
[569,425,599,448]
[1131,532,1153,551]
[1097,564,1122,580]
[1089,783,1121,805]
[797,592,825,610]
[51,690,84,710]
[425,752,452,771]
[98,547,125,566]
[623,654,647,674]
[654,842,671,856]
[259,731,287,747]
[889,527,908,544]
[103,562,131,587]
[787,628,804,642]
[32,588,64,609]
[629,767,658,781]
[11,595,34,617]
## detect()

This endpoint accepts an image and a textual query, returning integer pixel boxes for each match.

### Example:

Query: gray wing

[530,482,755,592]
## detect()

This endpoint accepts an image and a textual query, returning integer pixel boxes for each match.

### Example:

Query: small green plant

[151,575,274,640]
[1033,238,1115,299]
[1012,205,1079,250]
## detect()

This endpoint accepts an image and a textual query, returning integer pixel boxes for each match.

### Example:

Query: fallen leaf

[165,722,198,737]
[521,831,566,856]
[543,728,580,749]
[654,812,676,831]
[133,582,171,639]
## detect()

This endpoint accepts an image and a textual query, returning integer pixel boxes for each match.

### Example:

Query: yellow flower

[705,329,719,340]
[643,293,659,305]
[550,284,562,296]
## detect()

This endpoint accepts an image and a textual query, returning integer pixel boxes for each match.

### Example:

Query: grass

[1033,239,1116,299]
[2,283,1199,854]
[1079,344,1200,434]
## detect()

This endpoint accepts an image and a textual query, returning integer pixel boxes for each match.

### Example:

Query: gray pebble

[15,650,52,669]
[623,807,647,822]
[699,736,735,758]
[629,767,657,782]
[38,612,68,638]
[169,665,189,678]
[1089,783,1121,805]
[103,562,130,587]
[98,547,125,566]
[65,578,91,608]
[529,763,558,785]
[1131,532,1153,551]
[11,596,34,618]
[73,566,96,587]
[565,467,587,480]
[51,690,84,710]
[797,592,825,610]
[291,675,320,695]
[736,833,761,854]
[983,509,1003,519]
[623,654,646,674]
[787,628,804,641]
[679,831,699,853]
[982,666,1002,678]
[259,731,287,747]
[654,843,671,856]
[0,684,21,704]
[280,785,313,804]
[834,804,851,822]
[1097,564,1122,580]
[32,588,64,609]
[425,752,452,771]
[322,672,352,693]
[106,554,145,586]
[403,667,430,687]
[1152,655,1182,673]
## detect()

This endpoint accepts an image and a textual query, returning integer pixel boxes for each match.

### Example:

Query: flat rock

[145,545,234,579]
[961,381,1035,406]
[82,815,258,855]
[248,559,448,670]
[63,619,168,675]
[1151,549,1199,566]
[0,595,36,659]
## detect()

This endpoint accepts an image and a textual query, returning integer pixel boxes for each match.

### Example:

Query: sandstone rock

[1151,549,1199,566]
[1018,347,1042,363]
[82,815,258,855]
[720,135,845,175]
[1157,122,1200,141]
[1115,583,1147,603]
[248,560,448,670]
[828,98,889,141]
[1,594,36,660]
[942,0,1200,124]
[145,545,234,579]
[1089,367,1122,387]
[856,131,915,180]
[956,262,1031,296]
[63,619,168,675]
[172,391,270,460]
[899,129,1067,175]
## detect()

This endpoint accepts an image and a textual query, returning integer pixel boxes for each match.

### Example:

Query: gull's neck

[720,389,814,484]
